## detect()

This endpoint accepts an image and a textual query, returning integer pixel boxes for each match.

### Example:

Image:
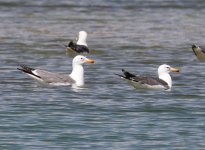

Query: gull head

[158,64,179,75]
[158,64,179,89]
[72,55,95,65]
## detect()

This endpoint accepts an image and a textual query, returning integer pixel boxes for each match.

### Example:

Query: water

[1,0,205,149]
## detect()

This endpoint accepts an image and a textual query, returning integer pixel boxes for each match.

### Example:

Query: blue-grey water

[1,0,205,149]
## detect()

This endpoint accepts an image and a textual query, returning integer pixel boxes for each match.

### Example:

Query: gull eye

[166,67,170,70]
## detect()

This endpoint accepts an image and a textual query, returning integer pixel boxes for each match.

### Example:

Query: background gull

[192,44,205,61]
[66,31,90,54]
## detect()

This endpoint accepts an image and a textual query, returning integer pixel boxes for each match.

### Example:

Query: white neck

[159,73,172,88]
[69,64,84,87]
[77,32,87,46]
[77,39,87,46]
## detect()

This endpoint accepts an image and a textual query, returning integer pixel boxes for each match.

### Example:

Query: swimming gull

[192,44,205,61]
[116,64,179,90]
[18,55,94,87]
[66,31,89,53]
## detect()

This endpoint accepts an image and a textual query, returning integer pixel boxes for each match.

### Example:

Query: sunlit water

[0,0,205,149]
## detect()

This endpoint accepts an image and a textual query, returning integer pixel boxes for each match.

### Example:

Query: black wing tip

[17,64,34,73]
[115,69,126,78]
[192,44,204,50]
[64,41,74,48]
[115,69,133,80]
[68,40,74,47]
[18,64,34,69]
[121,69,128,77]
[121,69,136,79]
[64,40,75,48]
[114,73,123,77]
[17,65,41,79]
[192,44,197,49]
[191,44,205,54]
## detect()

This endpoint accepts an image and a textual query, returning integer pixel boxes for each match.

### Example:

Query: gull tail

[115,73,125,79]
[121,69,136,79]
[68,40,75,47]
[115,69,136,80]
[17,65,41,78]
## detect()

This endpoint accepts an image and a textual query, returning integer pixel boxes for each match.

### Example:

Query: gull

[18,55,94,87]
[66,31,89,53]
[192,44,205,61]
[116,64,179,90]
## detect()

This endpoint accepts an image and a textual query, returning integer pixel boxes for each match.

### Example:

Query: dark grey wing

[67,41,89,53]
[116,69,169,89]
[131,76,169,87]
[118,69,167,86]
[74,45,89,53]
[35,69,75,84]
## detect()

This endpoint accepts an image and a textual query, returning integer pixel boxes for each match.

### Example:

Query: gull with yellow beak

[116,64,179,90]
[192,44,205,61]
[18,55,94,87]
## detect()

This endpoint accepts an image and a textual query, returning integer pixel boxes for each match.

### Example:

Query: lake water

[0,0,205,149]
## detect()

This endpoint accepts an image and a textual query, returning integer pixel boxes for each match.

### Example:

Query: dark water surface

[0,0,205,149]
